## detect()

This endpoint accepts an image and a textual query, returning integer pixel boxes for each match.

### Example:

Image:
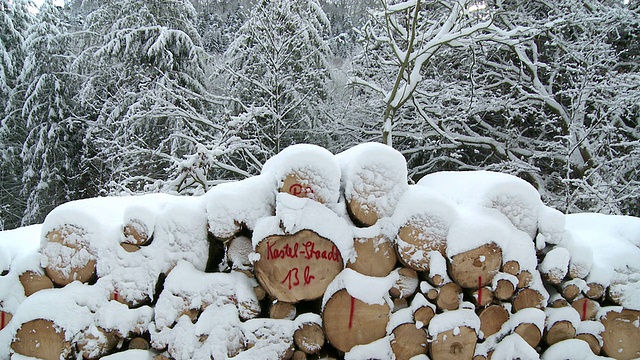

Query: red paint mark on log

[349,296,355,330]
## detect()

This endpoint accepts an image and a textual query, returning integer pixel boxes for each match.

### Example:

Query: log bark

[395,223,446,272]
[254,230,343,303]
[347,235,397,277]
[294,322,324,355]
[543,320,576,346]
[600,309,640,360]
[19,270,54,297]
[322,289,390,353]
[390,323,429,360]
[390,268,419,299]
[479,304,509,339]
[43,226,96,286]
[512,288,545,312]
[429,326,477,360]
[11,319,72,360]
[514,323,542,348]
[449,243,502,289]
[436,282,462,311]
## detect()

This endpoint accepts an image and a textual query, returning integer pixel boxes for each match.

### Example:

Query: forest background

[1,0,638,230]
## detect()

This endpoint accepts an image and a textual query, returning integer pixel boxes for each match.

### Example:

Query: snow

[428,309,480,337]
[2,153,640,359]
[322,268,397,308]
[565,213,640,310]
[541,339,614,360]
[262,144,341,205]
[337,142,408,221]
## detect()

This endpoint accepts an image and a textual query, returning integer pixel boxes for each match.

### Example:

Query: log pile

[1,143,639,360]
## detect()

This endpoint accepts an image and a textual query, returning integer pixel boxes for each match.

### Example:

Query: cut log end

[512,288,545,312]
[348,198,380,227]
[123,219,150,246]
[254,230,343,303]
[449,243,502,289]
[19,270,54,297]
[414,306,435,328]
[514,322,542,348]
[281,173,324,203]
[322,289,390,353]
[544,320,576,346]
[429,326,477,360]
[396,223,446,272]
[437,282,462,311]
[347,235,397,277]
[390,323,429,360]
[576,333,601,355]
[600,309,640,360]
[494,278,515,301]
[269,301,297,320]
[479,305,509,339]
[294,322,325,355]
[390,268,419,299]
[11,319,72,360]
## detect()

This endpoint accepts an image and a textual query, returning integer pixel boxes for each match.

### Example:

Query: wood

[43,226,96,286]
[292,350,307,360]
[128,337,151,350]
[254,230,343,303]
[421,281,439,301]
[1,311,12,331]
[600,309,640,360]
[396,223,446,272]
[390,268,419,299]
[293,322,325,355]
[543,320,576,346]
[414,305,435,328]
[120,242,140,252]
[478,305,509,339]
[493,278,515,301]
[322,289,390,353]
[123,219,150,245]
[227,236,254,271]
[571,298,598,321]
[11,319,72,360]
[19,270,54,297]
[347,235,397,277]
[449,243,502,289]
[437,282,462,311]
[254,284,267,301]
[512,288,545,312]
[576,333,601,355]
[516,270,533,289]
[585,282,605,300]
[77,326,119,359]
[560,281,581,302]
[390,323,429,360]
[347,198,379,227]
[282,173,324,203]
[502,260,520,276]
[270,301,297,320]
[429,326,477,360]
[470,287,493,308]
[514,323,542,348]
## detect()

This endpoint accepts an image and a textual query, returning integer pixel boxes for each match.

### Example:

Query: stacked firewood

[2,143,639,360]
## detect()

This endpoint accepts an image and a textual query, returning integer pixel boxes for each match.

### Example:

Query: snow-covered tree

[222,0,333,159]
[79,0,212,194]
[0,0,35,229]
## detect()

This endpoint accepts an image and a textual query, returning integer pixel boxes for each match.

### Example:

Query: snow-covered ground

[0,143,638,359]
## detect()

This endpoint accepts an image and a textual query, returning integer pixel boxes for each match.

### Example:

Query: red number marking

[349,296,356,330]
[303,266,315,285]
[282,268,300,290]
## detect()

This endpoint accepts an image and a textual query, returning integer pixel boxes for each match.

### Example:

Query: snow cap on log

[565,213,640,310]
[428,309,480,337]
[262,144,341,205]
[490,333,539,360]
[205,175,276,240]
[392,185,458,271]
[344,336,395,360]
[252,193,354,265]
[417,170,543,240]
[336,142,408,226]
[541,338,608,360]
